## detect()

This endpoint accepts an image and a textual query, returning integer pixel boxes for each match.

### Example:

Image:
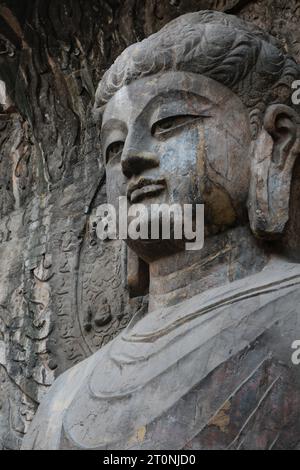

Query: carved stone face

[101,71,253,258]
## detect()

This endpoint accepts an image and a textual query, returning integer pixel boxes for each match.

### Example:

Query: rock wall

[0,0,299,449]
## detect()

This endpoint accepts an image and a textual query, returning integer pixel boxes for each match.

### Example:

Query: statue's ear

[248,104,300,239]
[126,245,149,298]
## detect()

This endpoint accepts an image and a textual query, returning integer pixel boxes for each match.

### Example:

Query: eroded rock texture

[0,0,299,449]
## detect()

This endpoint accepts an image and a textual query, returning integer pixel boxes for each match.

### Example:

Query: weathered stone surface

[22,9,300,450]
[22,260,300,449]
[0,1,300,450]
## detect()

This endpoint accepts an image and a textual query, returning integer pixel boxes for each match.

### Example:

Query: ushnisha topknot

[94,10,299,133]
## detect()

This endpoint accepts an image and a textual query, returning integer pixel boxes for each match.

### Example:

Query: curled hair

[94,10,300,133]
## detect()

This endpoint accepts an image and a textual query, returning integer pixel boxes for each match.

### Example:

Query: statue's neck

[148,226,270,312]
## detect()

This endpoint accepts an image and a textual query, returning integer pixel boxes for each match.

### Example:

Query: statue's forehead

[102,71,239,125]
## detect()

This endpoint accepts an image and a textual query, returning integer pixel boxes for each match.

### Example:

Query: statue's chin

[126,238,185,263]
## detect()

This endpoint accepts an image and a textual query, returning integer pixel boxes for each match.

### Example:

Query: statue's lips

[127,178,166,203]
[130,184,165,203]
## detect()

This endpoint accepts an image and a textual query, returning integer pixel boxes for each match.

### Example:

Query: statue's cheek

[106,165,126,206]
[158,128,201,175]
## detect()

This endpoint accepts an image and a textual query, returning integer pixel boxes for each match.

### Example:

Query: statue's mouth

[127,178,166,203]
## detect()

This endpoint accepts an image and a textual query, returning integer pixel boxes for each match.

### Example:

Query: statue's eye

[105,141,124,164]
[152,115,201,137]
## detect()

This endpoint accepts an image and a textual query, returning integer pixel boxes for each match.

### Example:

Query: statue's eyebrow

[101,118,127,136]
[145,92,215,126]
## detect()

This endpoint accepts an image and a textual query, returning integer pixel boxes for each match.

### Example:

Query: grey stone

[22,10,300,450]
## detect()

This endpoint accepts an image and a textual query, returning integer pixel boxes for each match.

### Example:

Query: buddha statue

[22,10,300,450]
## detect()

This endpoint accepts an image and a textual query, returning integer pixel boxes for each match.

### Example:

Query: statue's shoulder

[21,346,106,449]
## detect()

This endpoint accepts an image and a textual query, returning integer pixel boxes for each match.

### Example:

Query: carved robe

[22,258,300,450]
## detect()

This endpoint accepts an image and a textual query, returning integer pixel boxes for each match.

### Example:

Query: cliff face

[0,0,299,449]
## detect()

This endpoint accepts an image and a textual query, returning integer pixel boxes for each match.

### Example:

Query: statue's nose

[121,148,159,178]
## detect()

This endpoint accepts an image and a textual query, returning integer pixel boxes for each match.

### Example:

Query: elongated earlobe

[248,105,300,239]
[126,244,149,297]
